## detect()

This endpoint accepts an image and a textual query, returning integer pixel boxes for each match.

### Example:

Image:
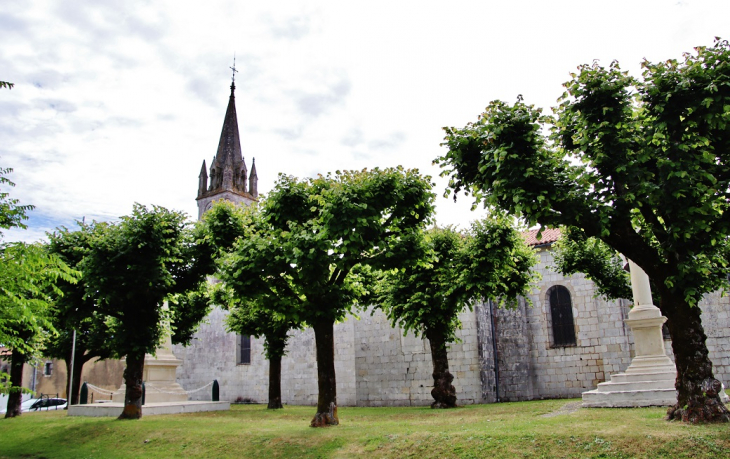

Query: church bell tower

[196,68,259,220]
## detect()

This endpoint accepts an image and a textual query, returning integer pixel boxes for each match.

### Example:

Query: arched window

[549,286,576,346]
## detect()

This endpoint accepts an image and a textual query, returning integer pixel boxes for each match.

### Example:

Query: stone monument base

[582,354,678,407]
[112,356,189,403]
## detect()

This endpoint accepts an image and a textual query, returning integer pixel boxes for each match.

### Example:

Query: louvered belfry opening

[550,286,576,346]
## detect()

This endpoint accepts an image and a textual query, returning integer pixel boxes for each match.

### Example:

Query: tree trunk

[310,319,338,427]
[427,329,457,408]
[661,293,730,423]
[118,354,145,420]
[267,354,283,409]
[4,349,26,418]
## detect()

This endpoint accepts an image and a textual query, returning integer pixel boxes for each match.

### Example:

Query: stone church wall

[699,290,730,384]
[173,245,730,405]
[173,307,357,405]
[354,307,482,407]
[520,247,635,400]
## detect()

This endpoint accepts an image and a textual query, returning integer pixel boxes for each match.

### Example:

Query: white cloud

[1,0,729,242]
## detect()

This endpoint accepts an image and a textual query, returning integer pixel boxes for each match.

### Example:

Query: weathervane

[230,54,238,85]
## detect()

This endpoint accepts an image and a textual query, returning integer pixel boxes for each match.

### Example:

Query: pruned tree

[215,284,298,410]
[200,201,299,410]
[376,220,538,408]
[46,222,115,405]
[436,39,730,423]
[81,204,214,419]
[215,167,434,426]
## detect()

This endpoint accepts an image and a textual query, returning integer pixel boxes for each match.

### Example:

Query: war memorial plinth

[69,331,229,417]
[582,260,729,407]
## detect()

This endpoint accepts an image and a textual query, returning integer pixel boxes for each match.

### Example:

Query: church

[172,79,730,407]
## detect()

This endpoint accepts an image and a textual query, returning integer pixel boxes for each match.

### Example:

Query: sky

[2,0,729,242]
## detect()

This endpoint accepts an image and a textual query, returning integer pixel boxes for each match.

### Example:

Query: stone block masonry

[173,246,730,406]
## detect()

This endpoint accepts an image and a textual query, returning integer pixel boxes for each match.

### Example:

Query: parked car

[26,398,67,412]
[1,397,38,414]
[17,398,41,412]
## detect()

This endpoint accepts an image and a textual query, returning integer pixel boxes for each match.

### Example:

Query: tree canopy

[376,219,538,407]
[201,200,300,409]
[436,39,730,422]
[214,167,435,426]
[45,222,116,405]
[77,204,214,419]
[552,227,633,302]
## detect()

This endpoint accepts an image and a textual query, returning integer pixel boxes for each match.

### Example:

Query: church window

[237,335,251,365]
[549,286,576,346]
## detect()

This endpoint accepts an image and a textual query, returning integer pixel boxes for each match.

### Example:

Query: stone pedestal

[112,332,188,404]
[582,260,677,407]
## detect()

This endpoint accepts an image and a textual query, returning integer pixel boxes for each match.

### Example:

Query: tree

[436,39,730,423]
[46,222,115,406]
[1,242,79,418]
[376,220,538,408]
[200,201,300,410]
[216,287,298,410]
[81,204,214,419]
[0,82,13,90]
[215,167,435,426]
[0,164,78,417]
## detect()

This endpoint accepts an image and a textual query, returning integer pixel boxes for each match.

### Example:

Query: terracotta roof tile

[522,228,561,247]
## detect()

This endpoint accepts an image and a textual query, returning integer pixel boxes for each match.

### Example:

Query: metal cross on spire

[230,54,239,84]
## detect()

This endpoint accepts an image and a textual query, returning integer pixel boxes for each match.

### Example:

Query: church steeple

[195,64,260,220]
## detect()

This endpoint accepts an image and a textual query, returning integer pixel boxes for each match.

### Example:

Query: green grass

[1,400,729,458]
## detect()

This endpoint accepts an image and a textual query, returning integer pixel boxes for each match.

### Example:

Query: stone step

[595,379,675,392]
[581,388,676,408]
[609,371,675,384]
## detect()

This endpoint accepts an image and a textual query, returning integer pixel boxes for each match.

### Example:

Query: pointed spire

[249,157,258,198]
[239,157,248,193]
[198,66,259,201]
[210,73,244,193]
[198,160,208,197]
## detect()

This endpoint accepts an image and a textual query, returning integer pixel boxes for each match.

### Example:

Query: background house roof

[522,228,561,247]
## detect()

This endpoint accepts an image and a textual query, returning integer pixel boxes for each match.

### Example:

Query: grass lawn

[1,399,729,458]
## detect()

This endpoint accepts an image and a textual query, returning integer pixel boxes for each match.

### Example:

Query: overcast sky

[2,0,729,242]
